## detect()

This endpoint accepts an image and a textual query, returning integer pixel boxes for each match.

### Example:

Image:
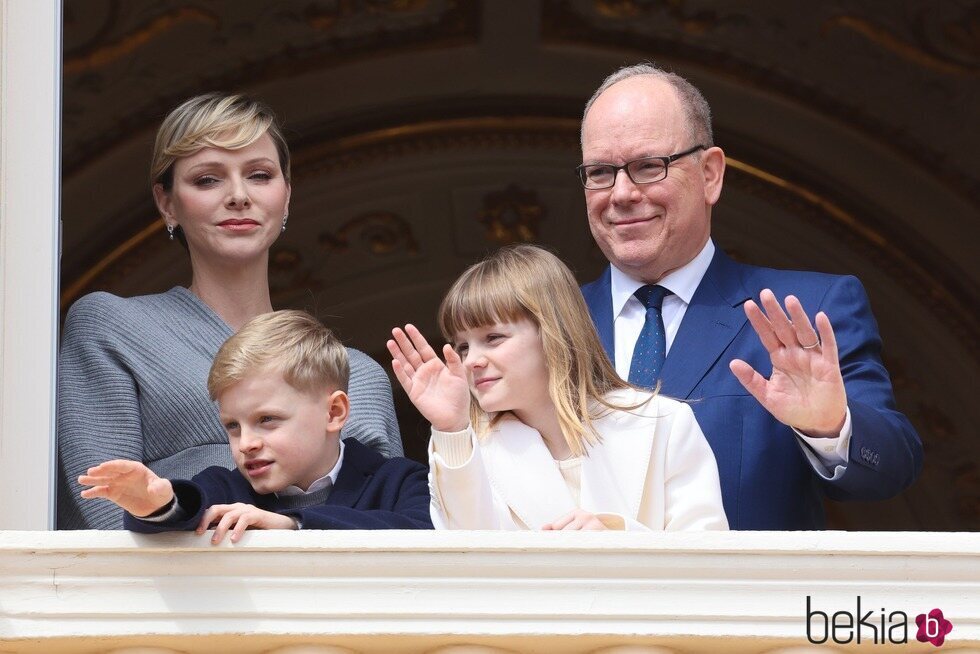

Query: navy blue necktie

[628,285,671,388]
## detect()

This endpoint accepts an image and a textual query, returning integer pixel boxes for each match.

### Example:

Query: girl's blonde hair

[438,244,648,456]
[151,92,291,191]
[208,310,348,401]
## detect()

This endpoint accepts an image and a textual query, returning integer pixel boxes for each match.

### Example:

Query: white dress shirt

[608,239,851,477]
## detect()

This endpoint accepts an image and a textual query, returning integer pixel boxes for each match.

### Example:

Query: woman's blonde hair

[438,244,647,456]
[151,92,291,191]
[208,310,348,401]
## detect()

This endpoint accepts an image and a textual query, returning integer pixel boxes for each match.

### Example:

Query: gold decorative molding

[295,117,579,176]
[61,217,165,310]
[478,184,545,245]
[591,0,718,35]
[64,8,219,75]
[309,0,435,31]
[592,0,645,19]
[823,15,979,77]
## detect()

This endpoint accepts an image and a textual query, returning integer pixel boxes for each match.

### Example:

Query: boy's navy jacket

[125,438,433,532]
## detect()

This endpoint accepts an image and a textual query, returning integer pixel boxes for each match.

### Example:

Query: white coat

[428,389,729,531]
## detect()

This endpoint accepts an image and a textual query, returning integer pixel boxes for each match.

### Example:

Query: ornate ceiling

[61,0,979,530]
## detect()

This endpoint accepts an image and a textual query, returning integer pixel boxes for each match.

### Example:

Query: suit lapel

[661,250,752,399]
[325,440,372,507]
[581,267,616,360]
[481,416,577,529]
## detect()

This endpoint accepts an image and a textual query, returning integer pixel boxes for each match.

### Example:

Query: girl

[388,244,728,531]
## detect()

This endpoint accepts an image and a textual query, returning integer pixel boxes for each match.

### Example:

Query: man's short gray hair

[581,63,714,148]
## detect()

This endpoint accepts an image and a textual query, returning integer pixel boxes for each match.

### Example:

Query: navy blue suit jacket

[125,439,433,532]
[581,248,922,529]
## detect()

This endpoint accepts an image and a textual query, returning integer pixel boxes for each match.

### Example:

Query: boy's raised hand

[388,323,470,432]
[78,459,174,518]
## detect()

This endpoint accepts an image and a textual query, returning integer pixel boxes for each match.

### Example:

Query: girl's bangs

[439,264,530,341]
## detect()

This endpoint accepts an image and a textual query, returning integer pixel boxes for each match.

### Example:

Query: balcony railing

[1,530,977,653]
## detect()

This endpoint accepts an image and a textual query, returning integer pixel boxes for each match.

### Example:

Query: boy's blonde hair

[151,92,291,191]
[438,244,647,457]
[208,310,348,400]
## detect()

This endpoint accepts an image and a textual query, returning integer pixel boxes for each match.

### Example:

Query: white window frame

[0,0,61,529]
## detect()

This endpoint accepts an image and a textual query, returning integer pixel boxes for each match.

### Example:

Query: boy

[79,310,432,543]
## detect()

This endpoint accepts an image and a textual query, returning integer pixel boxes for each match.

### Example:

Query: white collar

[277,438,345,497]
[609,238,715,317]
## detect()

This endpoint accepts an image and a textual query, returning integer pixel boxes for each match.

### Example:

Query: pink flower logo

[916,608,953,647]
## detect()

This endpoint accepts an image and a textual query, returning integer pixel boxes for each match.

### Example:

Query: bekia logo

[806,597,954,647]
[916,609,954,647]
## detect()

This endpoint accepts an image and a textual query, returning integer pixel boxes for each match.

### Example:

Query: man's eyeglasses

[576,144,707,190]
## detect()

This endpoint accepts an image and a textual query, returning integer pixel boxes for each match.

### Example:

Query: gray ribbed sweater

[57,287,403,529]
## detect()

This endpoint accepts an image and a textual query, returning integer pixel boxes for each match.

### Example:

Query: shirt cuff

[595,513,626,531]
[135,495,188,523]
[794,407,852,480]
[430,426,475,468]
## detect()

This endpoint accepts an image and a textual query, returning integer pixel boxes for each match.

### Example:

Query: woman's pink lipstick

[219,219,259,231]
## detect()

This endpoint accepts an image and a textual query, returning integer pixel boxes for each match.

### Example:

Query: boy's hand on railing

[196,503,297,544]
[78,459,175,518]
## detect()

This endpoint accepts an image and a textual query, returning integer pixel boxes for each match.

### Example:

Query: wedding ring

[801,340,820,350]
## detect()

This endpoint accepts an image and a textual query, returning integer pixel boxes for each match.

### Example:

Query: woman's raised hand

[388,324,471,433]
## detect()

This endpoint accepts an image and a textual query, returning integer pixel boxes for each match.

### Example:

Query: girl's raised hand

[387,324,470,432]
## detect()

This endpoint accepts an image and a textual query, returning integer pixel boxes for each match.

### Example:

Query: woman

[58,93,402,529]
[388,244,727,531]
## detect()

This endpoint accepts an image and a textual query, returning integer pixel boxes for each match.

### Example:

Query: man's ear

[152,183,176,229]
[702,146,726,206]
[325,390,350,433]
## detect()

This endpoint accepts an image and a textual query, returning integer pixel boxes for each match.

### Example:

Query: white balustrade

[0,530,976,653]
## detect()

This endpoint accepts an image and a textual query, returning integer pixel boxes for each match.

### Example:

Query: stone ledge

[0,531,977,653]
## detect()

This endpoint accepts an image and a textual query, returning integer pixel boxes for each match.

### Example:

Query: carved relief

[319,211,420,256]
[268,248,324,303]
[477,184,546,245]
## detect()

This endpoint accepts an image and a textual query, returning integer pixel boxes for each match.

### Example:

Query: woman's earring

[166,224,175,241]
[281,212,288,233]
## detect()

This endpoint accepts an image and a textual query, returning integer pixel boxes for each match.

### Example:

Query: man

[578,64,922,529]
